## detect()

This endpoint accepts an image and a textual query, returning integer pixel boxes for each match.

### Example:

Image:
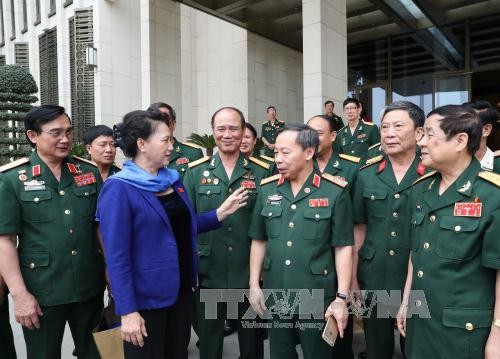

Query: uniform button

[64,209,71,215]
[71,250,77,256]
[415,299,422,307]
[351,150,355,153]
[268,212,273,217]
[181,168,185,172]
[394,193,400,199]
[59,190,65,195]
[29,262,35,269]
[285,259,291,266]
[228,246,233,251]
[33,197,40,203]
[370,195,375,200]
[417,270,423,278]
[423,242,429,249]
[314,213,320,219]
[228,227,233,232]
[429,215,436,222]
[323,269,328,275]
[288,222,294,228]
[392,212,398,218]
[291,204,297,210]
[84,192,89,196]
[465,323,474,331]
[389,250,395,256]
[390,231,397,237]
[206,190,211,195]
[454,225,461,232]
[286,241,292,247]
[228,188,232,193]
[69,229,74,235]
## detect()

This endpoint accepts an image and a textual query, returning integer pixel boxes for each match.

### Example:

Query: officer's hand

[121,312,148,347]
[249,286,267,317]
[216,187,249,221]
[396,303,407,337]
[12,291,43,330]
[325,298,348,338]
[485,325,500,359]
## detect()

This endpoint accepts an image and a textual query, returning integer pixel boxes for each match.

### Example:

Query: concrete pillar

[302,0,347,122]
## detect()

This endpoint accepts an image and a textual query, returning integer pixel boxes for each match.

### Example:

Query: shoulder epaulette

[478,171,500,187]
[494,150,500,158]
[0,157,29,173]
[362,120,375,126]
[260,174,280,186]
[368,142,381,150]
[412,170,437,185]
[73,156,97,167]
[360,155,384,170]
[262,121,268,125]
[339,125,347,132]
[182,141,203,150]
[321,173,347,188]
[339,154,361,164]
[188,156,210,168]
[248,156,270,170]
[260,155,275,162]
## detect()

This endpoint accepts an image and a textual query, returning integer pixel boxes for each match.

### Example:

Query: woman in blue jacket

[97,110,248,359]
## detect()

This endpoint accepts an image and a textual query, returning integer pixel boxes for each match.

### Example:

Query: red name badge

[454,202,482,217]
[176,157,189,165]
[74,172,97,187]
[241,180,256,189]
[309,198,329,207]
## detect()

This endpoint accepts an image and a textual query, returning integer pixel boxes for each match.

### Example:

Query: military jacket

[261,119,285,156]
[248,171,354,311]
[325,113,344,132]
[168,138,204,178]
[352,154,427,291]
[314,153,360,193]
[184,153,268,289]
[337,120,380,159]
[0,152,105,306]
[406,159,500,359]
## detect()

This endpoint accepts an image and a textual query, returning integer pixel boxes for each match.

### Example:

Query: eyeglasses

[344,106,358,111]
[40,127,74,139]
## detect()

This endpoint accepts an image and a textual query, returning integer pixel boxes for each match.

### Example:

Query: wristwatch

[336,292,349,301]
[493,319,500,329]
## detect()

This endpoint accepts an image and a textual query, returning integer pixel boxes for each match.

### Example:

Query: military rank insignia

[309,198,329,207]
[266,194,282,206]
[454,202,482,217]
[74,172,97,187]
[24,180,45,191]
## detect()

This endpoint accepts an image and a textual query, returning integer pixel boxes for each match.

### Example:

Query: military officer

[0,105,105,359]
[0,273,16,359]
[324,100,344,132]
[184,107,267,359]
[248,124,353,358]
[397,105,500,358]
[261,106,285,157]
[84,124,120,181]
[337,98,380,159]
[148,102,204,177]
[351,101,426,359]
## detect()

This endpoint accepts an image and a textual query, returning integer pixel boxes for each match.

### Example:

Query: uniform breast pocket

[362,189,387,219]
[197,186,222,210]
[302,208,331,240]
[73,186,97,217]
[20,191,55,222]
[260,207,282,239]
[435,216,480,261]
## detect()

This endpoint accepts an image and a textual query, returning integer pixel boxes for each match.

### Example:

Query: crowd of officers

[0,97,499,359]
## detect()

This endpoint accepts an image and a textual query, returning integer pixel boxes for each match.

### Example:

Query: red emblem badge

[277,175,285,186]
[454,202,482,217]
[241,180,256,189]
[177,187,185,193]
[74,172,97,187]
[357,134,366,139]
[416,162,426,176]
[176,157,189,165]
[312,174,321,188]
[67,163,79,174]
[32,165,41,177]
[377,159,386,173]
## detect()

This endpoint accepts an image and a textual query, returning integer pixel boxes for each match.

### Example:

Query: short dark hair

[244,122,257,139]
[382,101,425,128]
[83,125,114,145]
[24,105,70,147]
[277,124,319,154]
[307,115,335,133]
[113,110,168,158]
[324,100,334,107]
[266,106,276,113]
[343,98,360,108]
[210,107,246,129]
[427,105,482,155]
[147,102,177,120]
[463,100,497,127]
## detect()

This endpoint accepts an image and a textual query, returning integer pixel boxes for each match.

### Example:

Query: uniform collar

[277,170,320,203]
[480,147,494,171]
[314,153,342,174]
[209,152,250,186]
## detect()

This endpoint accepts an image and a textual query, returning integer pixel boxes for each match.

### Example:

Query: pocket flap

[260,207,282,218]
[439,216,479,232]
[442,307,492,329]
[362,189,387,200]
[197,244,211,257]
[73,186,97,197]
[20,191,52,202]
[20,252,50,268]
[304,208,330,220]
[197,186,221,196]
[411,212,425,226]
[310,260,330,275]
[359,245,375,259]
[263,256,271,270]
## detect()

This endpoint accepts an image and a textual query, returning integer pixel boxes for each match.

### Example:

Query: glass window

[49,0,56,17]
[34,0,40,24]
[9,0,15,40]
[392,76,433,115]
[434,75,469,108]
[21,0,27,32]
[0,0,4,46]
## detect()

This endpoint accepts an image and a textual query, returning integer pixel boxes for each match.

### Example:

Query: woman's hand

[121,312,148,347]
[216,187,249,221]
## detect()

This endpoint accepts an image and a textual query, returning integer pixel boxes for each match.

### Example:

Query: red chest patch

[176,157,189,165]
[74,172,97,187]
[309,198,329,207]
[453,202,482,217]
[241,180,256,189]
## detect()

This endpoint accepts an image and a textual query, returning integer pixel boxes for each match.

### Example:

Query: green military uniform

[184,153,268,359]
[363,142,382,163]
[168,138,204,178]
[0,152,105,359]
[325,113,344,133]
[248,171,354,358]
[261,119,285,157]
[352,154,427,359]
[406,159,500,358]
[337,120,380,159]
[259,154,278,175]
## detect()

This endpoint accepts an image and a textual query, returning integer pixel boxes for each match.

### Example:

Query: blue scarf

[111,160,179,192]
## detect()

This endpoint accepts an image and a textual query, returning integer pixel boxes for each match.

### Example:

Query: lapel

[30,152,60,190]
[59,158,76,189]
[210,153,229,186]
[325,154,341,175]
[138,188,172,229]
[228,154,250,187]
[397,156,423,192]
[169,138,182,163]
[376,156,397,191]
[288,171,320,204]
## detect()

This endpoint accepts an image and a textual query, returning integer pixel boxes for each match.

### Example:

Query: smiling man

[0,105,105,359]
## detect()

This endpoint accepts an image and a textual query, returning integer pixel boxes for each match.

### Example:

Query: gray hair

[382,101,425,128]
[277,124,319,154]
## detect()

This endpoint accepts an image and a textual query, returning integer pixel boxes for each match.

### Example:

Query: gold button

[323,269,328,275]
[69,229,74,234]
[465,323,474,331]
[285,259,291,266]
[304,188,310,194]
[390,231,397,237]
[84,192,89,196]
[29,262,35,269]
[288,222,294,228]
[392,212,398,218]
[415,300,422,307]
[454,225,461,232]
[268,212,273,217]
[71,250,77,256]
[64,209,71,215]
[291,204,297,210]
[181,168,185,172]
[429,215,436,222]
[228,246,233,251]
[389,250,395,256]
[206,190,211,195]
[394,193,400,199]
[228,227,233,232]
[370,195,375,200]
[423,242,429,249]
[59,190,65,195]
[34,197,40,203]
[314,213,320,219]
[417,270,423,278]
[286,241,292,247]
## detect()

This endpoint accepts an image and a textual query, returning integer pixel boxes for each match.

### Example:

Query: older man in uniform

[261,106,285,157]
[0,105,105,359]
[337,98,380,159]
[148,102,203,178]
[248,124,353,358]
[351,101,427,359]
[184,107,267,359]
